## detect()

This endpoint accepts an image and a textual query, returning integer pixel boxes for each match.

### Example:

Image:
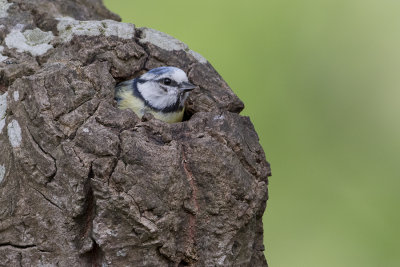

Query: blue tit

[115,67,197,123]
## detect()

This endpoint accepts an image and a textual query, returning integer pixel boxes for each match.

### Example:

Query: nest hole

[178,260,190,267]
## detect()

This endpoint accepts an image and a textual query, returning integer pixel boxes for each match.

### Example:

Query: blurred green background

[104,1,400,266]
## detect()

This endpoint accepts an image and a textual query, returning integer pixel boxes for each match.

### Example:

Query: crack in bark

[78,164,96,241]
[180,145,198,263]
[29,185,63,211]
[81,237,104,267]
[106,157,118,187]
[93,117,123,186]
[42,79,57,120]
[68,100,101,140]
[0,243,36,250]
[134,28,152,72]
[75,163,104,265]
[67,96,95,116]
[25,125,57,184]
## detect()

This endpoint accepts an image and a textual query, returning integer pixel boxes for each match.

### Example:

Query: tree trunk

[0,0,270,266]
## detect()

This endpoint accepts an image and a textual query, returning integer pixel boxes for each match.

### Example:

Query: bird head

[136,67,196,112]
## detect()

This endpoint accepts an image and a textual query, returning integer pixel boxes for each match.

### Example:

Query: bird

[115,67,197,123]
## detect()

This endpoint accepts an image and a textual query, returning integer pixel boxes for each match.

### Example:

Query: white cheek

[167,88,179,97]
[139,83,178,109]
[149,94,177,109]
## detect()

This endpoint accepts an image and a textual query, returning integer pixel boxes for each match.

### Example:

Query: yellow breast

[117,88,184,123]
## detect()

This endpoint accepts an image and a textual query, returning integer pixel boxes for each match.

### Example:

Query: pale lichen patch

[0,92,7,121]
[7,119,22,148]
[0,164,5,183]
[116,249,127,257]
[25,28,54,45]
[0,45,7,62]
[0,92,5,133]
[139,28,207,64]
[0,118,5,134]
[188,49,208,64]
[213,114,225,121]
[57,18,135,42]
[0,0,12,19]
[5,27,54,56]
[13,91,19,101]
[139,28,188,51]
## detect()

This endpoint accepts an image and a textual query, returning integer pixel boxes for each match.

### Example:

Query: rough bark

[0,0,270,266]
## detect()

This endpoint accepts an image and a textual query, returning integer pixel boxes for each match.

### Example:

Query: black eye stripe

[160,85,168,92]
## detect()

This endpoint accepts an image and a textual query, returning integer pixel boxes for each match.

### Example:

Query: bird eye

[163,78,172,85]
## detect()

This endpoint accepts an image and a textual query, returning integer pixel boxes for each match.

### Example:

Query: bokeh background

[103,1,400,266]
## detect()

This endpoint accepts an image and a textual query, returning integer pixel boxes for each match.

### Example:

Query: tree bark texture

[0,0,271,266]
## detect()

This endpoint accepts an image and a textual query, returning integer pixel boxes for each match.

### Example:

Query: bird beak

[179,82,197,92]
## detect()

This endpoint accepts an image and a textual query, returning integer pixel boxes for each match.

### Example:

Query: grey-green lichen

[0,92,7,134]
[188,49,207,64]
[57,17,135,42]
[0,0,12,19]
[0,45,7,62]
[7,119,22,148]
[0,164,5,183]
[139,27,207,64]
[5,27,54,56]
[0,91,7,120]
[139,27,188,51]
